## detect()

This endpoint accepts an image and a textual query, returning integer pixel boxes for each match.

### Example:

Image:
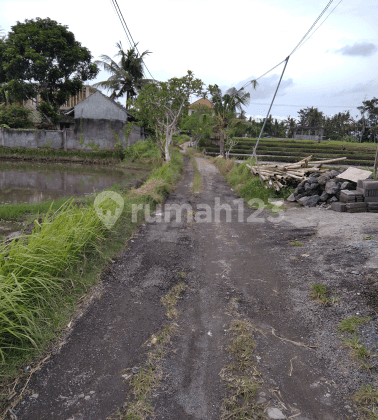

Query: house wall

[1,123,142,151]
[74,91,128,122]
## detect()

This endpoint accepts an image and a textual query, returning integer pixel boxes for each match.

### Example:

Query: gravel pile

[287,169,362,207]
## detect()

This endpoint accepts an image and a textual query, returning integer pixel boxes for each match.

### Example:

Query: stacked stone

[357,180,378,213]
[288,169,356,207]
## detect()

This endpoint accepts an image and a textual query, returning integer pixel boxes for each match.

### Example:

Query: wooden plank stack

[246,156,347,192]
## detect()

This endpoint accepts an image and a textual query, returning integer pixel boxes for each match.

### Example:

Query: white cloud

[332,42,377,57]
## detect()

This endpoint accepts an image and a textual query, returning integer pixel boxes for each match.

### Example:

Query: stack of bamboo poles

[246,155,347,191]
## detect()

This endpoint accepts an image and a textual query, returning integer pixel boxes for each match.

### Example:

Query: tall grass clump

[214,159,292,205]
[123,140,161,161]
[0,200,105,361]
[0,197,69,220]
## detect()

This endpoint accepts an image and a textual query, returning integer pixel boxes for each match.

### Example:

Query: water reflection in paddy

[0,161,147,204]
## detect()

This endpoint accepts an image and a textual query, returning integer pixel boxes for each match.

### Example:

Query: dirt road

[16,156,378,419]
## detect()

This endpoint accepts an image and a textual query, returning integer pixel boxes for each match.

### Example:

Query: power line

[111,0,156,80]
[110,0,133,48]
[293,0,343,54]
[241,0,341,93]
[289,0,334,55]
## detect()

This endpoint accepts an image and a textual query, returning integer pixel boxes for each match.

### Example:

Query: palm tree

[209,84,254,155]
[283,116,297,138]
[94,42,151,109]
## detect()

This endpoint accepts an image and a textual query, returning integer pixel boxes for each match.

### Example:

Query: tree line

[1,18,377,162]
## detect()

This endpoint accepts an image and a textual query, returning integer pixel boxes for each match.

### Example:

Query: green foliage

[181,106,215,145]
[0,104,33,129]
[134,71,204,161]
[0,200,105,360]
[342,135,358,143]
[38,101,61,125]
[338,316,371,334]
[0,147,184,372]
[123,139,160,161]
[1,18,98,122]
[214,159,292,206]
[0,146,124,160]
[94,42,151,109]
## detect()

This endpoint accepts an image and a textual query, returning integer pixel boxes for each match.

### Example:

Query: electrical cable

[241,0,340,93]
[250,57,290,161]
[111,0,156,80]
[289,0,334,55]
[110,0,133,48]
[292,0,343,54]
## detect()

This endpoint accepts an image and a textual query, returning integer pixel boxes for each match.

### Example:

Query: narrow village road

[16,155,364,420]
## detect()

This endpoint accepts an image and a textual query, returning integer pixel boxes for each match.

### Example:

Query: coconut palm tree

[94,42,151,109]
[209,84,255,155]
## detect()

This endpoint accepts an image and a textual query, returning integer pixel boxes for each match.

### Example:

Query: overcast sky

[1,0,377,120]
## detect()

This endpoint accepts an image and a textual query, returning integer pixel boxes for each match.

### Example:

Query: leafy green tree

[181,105,215,146]
[208,84,254,155]
[358,98,378,143]
[94,42,151,109]
[284,116,297,138]
[1,18,98,124]
[297,106,324,128]
[0,103,33,128]
[134,71,204,162]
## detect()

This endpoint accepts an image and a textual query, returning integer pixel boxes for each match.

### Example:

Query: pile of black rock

[287,169,361,207]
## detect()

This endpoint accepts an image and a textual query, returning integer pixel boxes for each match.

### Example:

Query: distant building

[188,98,215,116]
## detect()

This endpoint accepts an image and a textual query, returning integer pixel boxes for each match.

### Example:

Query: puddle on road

[0,160,148,204]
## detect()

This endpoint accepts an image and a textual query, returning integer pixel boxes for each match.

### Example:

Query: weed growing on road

[352,384,378,419]
[290,239,303,246]
[339,316,371,334]
[161,282,186,319]
[115,282,186,420]
[220,318,264,420]
[187,151,202,194]
[311,283,339,306]
[338,316,376,370]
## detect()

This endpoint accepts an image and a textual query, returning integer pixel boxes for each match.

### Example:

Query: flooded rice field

[0,160,147,205]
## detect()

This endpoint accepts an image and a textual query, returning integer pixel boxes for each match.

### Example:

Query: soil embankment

[14,156,378,419]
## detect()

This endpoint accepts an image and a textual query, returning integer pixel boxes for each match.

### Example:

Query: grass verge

[186,152,202,194]
[0,146,184,415]
[114,282,186,419]
[213,158,292,209]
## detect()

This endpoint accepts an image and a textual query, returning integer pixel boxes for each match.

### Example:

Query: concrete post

[1,127,4,147]
[63,129,67,151]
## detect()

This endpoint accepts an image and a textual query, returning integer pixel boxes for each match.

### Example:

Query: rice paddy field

[202,138,378,167]
[0,142,183,391]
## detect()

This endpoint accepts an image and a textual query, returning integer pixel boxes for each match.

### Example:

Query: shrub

[0,104,33,129]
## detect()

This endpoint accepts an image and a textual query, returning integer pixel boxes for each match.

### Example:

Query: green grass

[353,385,378,419]
[338,316,371,334]
[202,137,377,166]
[220,319,264,420]
[0,147,184,410]
[0,145,125,161]
[0,200,105,362]
[0,197,70,220]
[187,152,202,194]
[310,283,339,306]
[213,158,292,209]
